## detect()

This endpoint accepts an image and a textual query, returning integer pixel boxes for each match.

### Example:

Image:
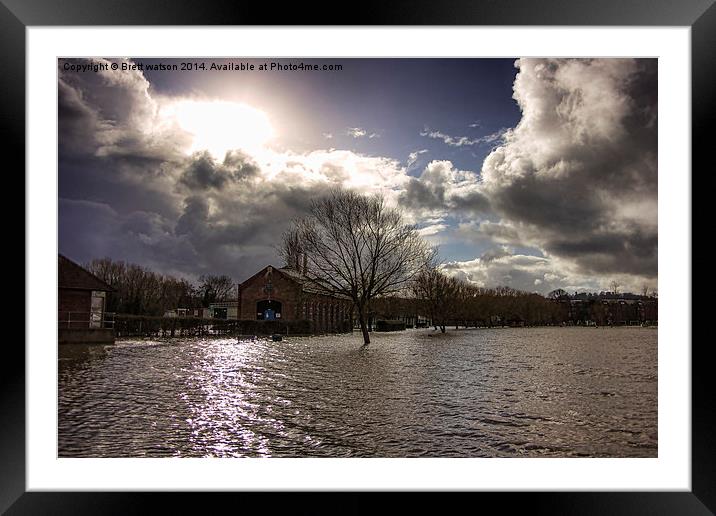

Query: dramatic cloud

[58,59,409,282]
[58,57,657,294]
[60,58,189,162]
[59,198,199,278]
[398,160,489,218]
[179,150,260,190]
[478,58,657,282]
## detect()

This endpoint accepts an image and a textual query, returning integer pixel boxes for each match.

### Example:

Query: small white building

[209,301,239,319]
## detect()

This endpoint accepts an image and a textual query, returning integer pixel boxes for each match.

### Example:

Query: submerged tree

[411,263,460,333]
[281,188,431,345]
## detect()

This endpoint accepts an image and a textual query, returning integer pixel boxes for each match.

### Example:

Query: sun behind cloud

[164,99,275,159]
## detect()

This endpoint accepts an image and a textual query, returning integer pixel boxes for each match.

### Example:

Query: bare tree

[86,257,200,315]
[609,280,621,295]
[281,189,431,345]
[198,274,235,306]
[411,263,459,333]
[281,228,304,271]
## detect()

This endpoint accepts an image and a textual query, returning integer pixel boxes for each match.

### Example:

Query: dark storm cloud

[58,78,102,155]
[399,177,445,210]
[60,185,310,282]
[178,149,262,193]
[162,180,341,279]
[547,229,658,277]
[450,191,492,214]
[175,196,210,236]
[59,198,199,276]
[59,58,190,162]
[58,58,190,221]
[58,57,658,292]
[480,58,658,279]
[58,58,328,280]
[278,183,334,214]
[180,152,230,190]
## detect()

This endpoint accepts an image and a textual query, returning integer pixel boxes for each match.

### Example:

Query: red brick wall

[238,268,353,332]
[302,294,353,333]
[58,288,91,328]
[238,269,303,320]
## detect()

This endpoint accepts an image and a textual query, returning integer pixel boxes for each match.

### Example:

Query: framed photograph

[7,0,710,512]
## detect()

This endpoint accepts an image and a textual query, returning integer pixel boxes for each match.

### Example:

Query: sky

[58,57,657,295]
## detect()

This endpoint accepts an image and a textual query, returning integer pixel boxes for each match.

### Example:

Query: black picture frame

[5,0,711,513]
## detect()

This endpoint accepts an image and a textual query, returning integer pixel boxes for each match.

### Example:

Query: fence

[112,315,326,338]
[58,311,115,329]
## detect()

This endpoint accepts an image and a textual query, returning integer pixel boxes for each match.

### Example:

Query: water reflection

[59,328,657,457]
[183,339,275,456]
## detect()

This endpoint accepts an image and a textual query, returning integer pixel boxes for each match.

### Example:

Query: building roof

[239,264,349,300]
[277,266,307,283]
[278,267,351,299]
[238,264,283,289]
[58,254,114,291]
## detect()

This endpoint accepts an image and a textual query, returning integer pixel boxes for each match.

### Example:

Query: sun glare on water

[167,100,275,159]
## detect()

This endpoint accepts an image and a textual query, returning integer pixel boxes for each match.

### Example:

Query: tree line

[374,265,566,332]
[377,267,657,332]
[415,274,561,332]
[85,257,235,316]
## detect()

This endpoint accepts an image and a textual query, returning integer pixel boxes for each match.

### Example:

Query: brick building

[560,295,657,326]
[58,254,115,343]
[238,265,352,333]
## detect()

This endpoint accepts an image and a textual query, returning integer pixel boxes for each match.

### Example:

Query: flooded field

[58,327,657,457]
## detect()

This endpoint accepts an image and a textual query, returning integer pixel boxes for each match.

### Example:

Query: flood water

[58,327,657,457]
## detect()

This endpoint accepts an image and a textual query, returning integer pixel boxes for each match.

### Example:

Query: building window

[90,291,105,328]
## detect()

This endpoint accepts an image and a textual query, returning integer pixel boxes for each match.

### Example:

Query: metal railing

[58,311,116,329]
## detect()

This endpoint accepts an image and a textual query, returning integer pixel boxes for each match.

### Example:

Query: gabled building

[58,254,115,344]
[237,265,352,333]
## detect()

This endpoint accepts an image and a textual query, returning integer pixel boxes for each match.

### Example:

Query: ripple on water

[58,327,657,458]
